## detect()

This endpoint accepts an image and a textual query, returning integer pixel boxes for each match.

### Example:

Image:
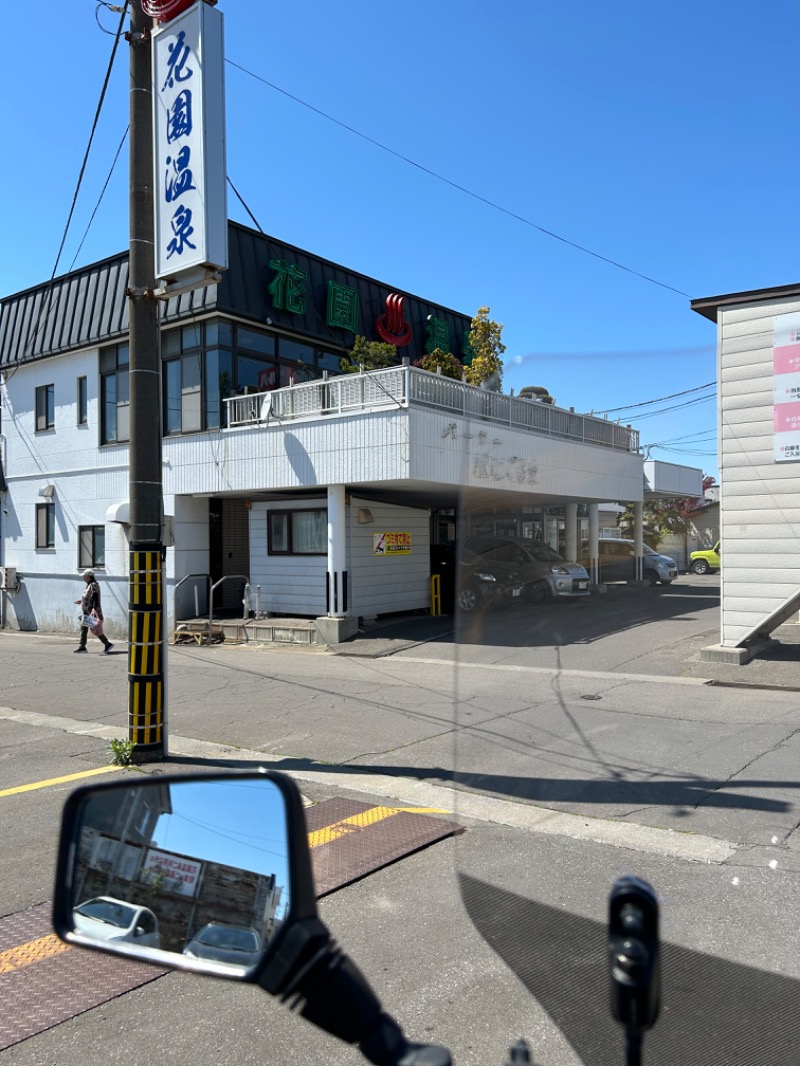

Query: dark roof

[691,283,800,323]
[0,221,472,368]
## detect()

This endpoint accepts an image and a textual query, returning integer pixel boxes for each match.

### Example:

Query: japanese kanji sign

[152,4,228,282]
[373,532,412,555]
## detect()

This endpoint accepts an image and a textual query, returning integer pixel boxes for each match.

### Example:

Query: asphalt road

[2,574,799,1065]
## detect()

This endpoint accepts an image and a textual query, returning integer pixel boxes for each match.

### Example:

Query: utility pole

[126,0,166,758]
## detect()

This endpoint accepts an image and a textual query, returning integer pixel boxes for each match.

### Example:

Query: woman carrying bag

[74,569,114,654]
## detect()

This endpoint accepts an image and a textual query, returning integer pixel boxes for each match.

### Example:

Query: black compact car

[457,546,524,613]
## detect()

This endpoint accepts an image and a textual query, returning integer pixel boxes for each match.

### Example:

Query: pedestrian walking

[74,569,114,654]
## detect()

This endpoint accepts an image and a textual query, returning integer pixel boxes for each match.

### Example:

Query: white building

[693,283,800,656]
[0,223,697,643]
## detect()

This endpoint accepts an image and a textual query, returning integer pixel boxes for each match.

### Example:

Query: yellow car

[690,540,720,575]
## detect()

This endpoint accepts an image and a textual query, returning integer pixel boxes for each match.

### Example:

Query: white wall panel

[717,297,800,645]
[349,499,430,615]
[249,500,328,616]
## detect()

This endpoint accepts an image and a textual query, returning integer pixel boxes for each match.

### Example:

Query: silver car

[72,896,161,949]
[465,538,591,604]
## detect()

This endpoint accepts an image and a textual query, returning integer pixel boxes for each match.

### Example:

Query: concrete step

[172,617,320,646]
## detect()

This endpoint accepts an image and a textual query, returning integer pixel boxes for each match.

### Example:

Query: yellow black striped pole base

[128,544,165,753]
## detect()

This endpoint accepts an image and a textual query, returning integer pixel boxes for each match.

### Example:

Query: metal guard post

[430,573,441,616]
[128,545,164,748]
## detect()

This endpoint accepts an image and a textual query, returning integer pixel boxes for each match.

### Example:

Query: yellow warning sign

[373,532,412,555]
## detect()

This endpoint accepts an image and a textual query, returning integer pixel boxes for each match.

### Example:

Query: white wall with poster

[692,286,800,646]
[350,500,430,617]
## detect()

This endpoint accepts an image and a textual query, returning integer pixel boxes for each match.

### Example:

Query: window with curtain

[100,345,129,444]
[268,509,326,555]
[78,525,106,568]
[36,503,55,548]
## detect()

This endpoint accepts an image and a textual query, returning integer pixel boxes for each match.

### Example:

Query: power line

[67,126,129,272]
[15,2,129,373]
[645,430,716,447]
[597,381,715,416]
[226,58,690,300]
[630,393,715,422]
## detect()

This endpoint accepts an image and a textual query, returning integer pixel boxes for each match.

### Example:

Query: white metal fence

[224,366,639,452]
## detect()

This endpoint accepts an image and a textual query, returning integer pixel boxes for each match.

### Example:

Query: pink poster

[773,313,800,462]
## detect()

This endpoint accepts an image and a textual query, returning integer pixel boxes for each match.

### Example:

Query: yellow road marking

[0,934,71,974]
[0,766,117,798]
[307,804,448,848]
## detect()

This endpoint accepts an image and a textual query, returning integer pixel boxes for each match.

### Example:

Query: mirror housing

[52,769,319,983]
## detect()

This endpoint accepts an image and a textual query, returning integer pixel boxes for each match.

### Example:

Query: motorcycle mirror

[52,770,319,982]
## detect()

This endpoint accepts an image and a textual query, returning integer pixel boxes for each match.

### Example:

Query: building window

[78,525,106,569]
[35,384,55,431]
[36,502,55,548]
[100,344,130,444]
[268,509,327,555]
[77,376,88,425]
[161,320,345,435]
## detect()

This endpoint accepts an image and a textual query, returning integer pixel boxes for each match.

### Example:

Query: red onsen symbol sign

[142,0,197,21]
[375,293,412,347]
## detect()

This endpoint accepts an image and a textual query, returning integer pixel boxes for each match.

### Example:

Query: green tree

[340,335,399,374]
[619,499,692,549]
[464,306,505,389]
[619,475,715,549]
[414,348,465,380]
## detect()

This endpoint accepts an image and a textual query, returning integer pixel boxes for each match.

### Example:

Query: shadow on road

[218,754,795,814]
[341,582,721,652]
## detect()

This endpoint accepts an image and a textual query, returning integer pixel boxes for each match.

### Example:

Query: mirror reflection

[67,777,291,973]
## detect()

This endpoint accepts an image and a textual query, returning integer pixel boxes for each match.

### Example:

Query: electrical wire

[628,394,715,422]
[226,58,690,300]
[645,430,717,447]
[228,175,347,352]
[67,126,129,273]
[597,381,716,416]
[13,2,129,376]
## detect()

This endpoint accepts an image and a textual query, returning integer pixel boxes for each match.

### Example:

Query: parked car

[690,540,721,574]
[582,538,678,586]
[72,896,161,949]
[182,922,263,967]
[465,537,591,604]
[457,546,524,613]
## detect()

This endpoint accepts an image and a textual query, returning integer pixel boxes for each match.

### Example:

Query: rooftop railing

[224,365,639,452]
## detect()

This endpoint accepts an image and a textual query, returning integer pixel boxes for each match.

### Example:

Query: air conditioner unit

[0,567,17,590]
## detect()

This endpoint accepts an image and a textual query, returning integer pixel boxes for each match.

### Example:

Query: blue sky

[3,2,799,482]
[152,778,291,891]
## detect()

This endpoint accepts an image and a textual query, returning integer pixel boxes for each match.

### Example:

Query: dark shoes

[74,646,88,653]
[104,643,115,655]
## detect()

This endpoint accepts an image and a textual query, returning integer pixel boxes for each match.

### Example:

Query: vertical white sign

[773,312,800,462]
[152,3,228,283]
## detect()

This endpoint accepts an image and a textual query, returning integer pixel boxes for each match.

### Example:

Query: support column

[633,500,644,581]
[316,486,358,644]
[326,485,347,617]
[588,503,600,585]
[564,502,578,562]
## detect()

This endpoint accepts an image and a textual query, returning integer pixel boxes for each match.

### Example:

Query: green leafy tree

[413,348,465,380]
[619,475,715,549]
[340,335,399,374]
[464,306,505,389]
[619,500,693,549]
